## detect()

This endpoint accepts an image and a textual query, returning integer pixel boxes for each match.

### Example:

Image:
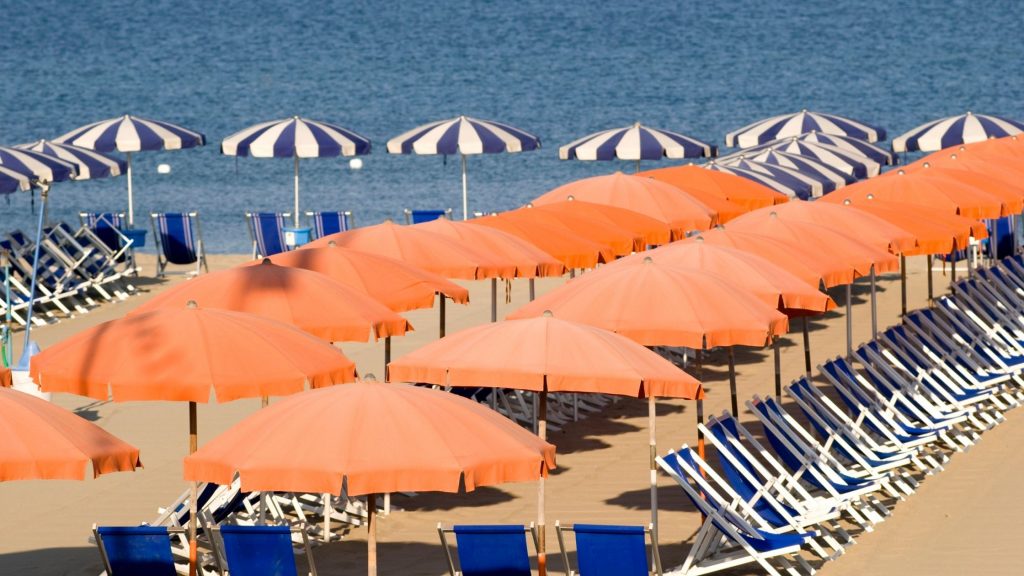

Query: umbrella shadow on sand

[0,546,102,575]
[394,485,517,512]
[294,541,450,576]
[549,399,680,455]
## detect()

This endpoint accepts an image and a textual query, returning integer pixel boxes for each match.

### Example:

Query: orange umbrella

[265,244,470,312]
[697,227,848,287]
[532,171,717,238]
[388,314,702,548]
[501,205,641,257]
[135,259,412,342]
[640,164,788,212]
[531,199,674,247]
[907,163,1024,215]
[959,135,1024,160]
[30,303,356,576]
[305,220,514,279]
[469,211,614,269]
[185,382,555,576]
[826,169,1005,220]
[0,386,141,482]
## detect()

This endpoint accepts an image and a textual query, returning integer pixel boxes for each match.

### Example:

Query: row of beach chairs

[648,254,1024,575]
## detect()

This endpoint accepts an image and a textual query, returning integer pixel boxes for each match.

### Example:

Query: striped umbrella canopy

[222,117,371,228]
[797,131,896,166]
[742,150,856,190]
[722,138,881,179]
[892,111,1024,153]
[0,165,31,194]
[54,114,206,226]
[559,122,716,171]
[386,116,540,220]
[17,140,125,180]
[725,110,886,148]
[0,146,77,184]
[710,158,823,199]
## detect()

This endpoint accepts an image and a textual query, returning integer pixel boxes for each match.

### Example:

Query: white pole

[648,392,658,539]
[126,152,134,227]
[461,154,468,221]
[294,155,301,228]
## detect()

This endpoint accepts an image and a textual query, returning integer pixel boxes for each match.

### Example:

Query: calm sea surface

[2,0,1022,253]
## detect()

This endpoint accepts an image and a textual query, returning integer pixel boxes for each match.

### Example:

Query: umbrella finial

[866,193,875,200]
[187,300,198,309]
[363,373,378,382]
[922,162,931,168]
[542,310,554,318]
[261,258,273,265]
[567,195,575,202]
[896,169,906,175]
[526,202,534,208]
[950,153,958,160]
[769,211,778,219]
[643,256,654,265]
[967,110,973,115]
[843,199,852,206]
[693,234,705,243]
[327,240,337,248]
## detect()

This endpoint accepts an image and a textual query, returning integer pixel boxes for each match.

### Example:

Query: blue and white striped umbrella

[745,150,855,191]
[720,138,880,179]
[708,159,822,199]
[54,114,206,225]
[797,132,896,166]
[17,140,125,180]
[0,146,77,184]
[0,165,32,194]
[559,122,716,168]
[891,111,1024,153]
[222,117,371,227]
[725,110,886,148]
[387,116,540,219]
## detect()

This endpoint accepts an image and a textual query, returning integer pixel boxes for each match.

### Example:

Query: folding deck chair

[212,525,317,576]
[404,208,452,224]
[80,212,138,273]
[245,212,290,258]
[438,524,539,576]
[556,522,662,576]
[306,210,355,238]
[94,525,185,576]
[151,212,208,277]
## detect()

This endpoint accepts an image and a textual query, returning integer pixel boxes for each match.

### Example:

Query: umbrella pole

[695,350,704,460]
[951,246,957,285]
[21,184,48,360]
[728,347,738,416]
[439,296,446,338]
[802,317,812,378]
[537,390,548,576]
[368,493,378,576]
[384,336,392,379]
[845,284,853,360]
[648,392,659,543]
[294,155,301,228]
[2,250,10,367]
[773,336,781,399]
[491,278,497,322]
[900,255,908,317]
[870,266,878,338]
[927,255,934,304]
[461,154,468,221]
[529,278,536,302]
[188,401,199,576]
[126,152,134,227]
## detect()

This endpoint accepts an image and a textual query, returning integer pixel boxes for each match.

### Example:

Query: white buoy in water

[157,163,171,174]
[349,158,363,170]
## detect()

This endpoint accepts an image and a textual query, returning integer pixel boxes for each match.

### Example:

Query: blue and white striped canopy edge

[17,140,125,180]
[54,114,206,153]
[0,146,77,183]
[891,112,1024,153]
[387,116,540,156]
[559,123,716,161]
[0,164,32,194]
[708,159,822,199]
[797,132,896,166]
[744,150,855,190]
[221,117,371,158]
[725,110,886,148]
[719,138,880,178]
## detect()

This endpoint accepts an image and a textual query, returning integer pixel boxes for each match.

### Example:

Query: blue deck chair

[214,525,317,576]
[94,526,183,576]
[404,208,453,224]
[80,212,129,260]
[246,212,290,258]
[150,212,208,277]
[556,523,661,576]
[306,210,355,238]
[438,524,538,576]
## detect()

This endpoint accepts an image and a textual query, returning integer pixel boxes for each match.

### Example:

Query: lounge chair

[404,208,452,224]
[245,212,290,258]
[438,524,538,576]
[555,522,662,576]
[213,525,317,576]
[151,212,208,277]
[94,525,184,576]
[79,212,129,260]
[306,211,355,238]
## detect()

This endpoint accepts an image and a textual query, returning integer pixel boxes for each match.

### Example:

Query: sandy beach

[1,252,1020,575]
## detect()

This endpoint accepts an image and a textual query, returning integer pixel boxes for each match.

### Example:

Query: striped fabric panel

[0,146,77,182]
[221,117,370,158]
[386,116,539,156]
[560,123,715,161]
[726,111,886,148]
[156,213,197,265]
[54,115,205,153]
[17,140,125,180]
[892,112,1024,153]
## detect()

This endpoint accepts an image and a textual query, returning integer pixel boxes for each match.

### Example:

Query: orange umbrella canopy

[825,169,1005,219]
[639,240,834,314]
[725,210,900,277]
[184,382,555,495]
[389,315,703,399]
[134,259,412,342]
[532,171,717,238]
[959,135,1024,160]
[469,211,614,269]
[531,199,673,247]
[906,163,1024,215]
[0,387,141,481]
[415,218,565,277]
[30,305,357,403]
[821,197,987,255]
[500,206,640,257]
[697,227,855,288]
[305,221,514,279]
[265,245,469,312]
[509,256,788,348]
[640,164,788,212]
[732,200,917,253]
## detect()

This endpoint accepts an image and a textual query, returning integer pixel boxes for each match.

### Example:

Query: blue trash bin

[283,227,312,248]
[121,228,147,248]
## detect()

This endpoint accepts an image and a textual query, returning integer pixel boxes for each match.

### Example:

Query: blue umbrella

[387,116,540,220]
[559,122,715,172]
[726,110,886,148]
[54,114,206,226]
[221,116,371,228]
[892,111,1024,153]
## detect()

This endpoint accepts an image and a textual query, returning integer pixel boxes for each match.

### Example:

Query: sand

[1,252,1020,575]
